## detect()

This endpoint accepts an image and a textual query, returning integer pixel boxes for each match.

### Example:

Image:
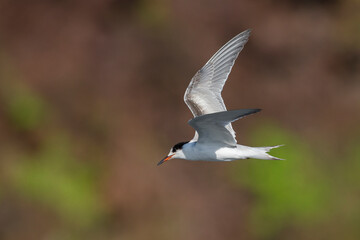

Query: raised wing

[188,109,260,147]
[184,29,251,117]
[184,30,251,141]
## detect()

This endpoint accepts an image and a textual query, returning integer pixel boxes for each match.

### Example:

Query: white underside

[179,142,283,161]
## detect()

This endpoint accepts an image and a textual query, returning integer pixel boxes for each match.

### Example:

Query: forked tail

[255,144,284,160]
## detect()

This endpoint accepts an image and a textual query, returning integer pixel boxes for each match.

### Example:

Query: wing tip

[229,108,261,120]
[243,29,252,35]
[244,108,261,116]
[236,29,251,40]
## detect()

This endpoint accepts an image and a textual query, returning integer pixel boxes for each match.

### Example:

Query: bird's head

[158,141,189,166]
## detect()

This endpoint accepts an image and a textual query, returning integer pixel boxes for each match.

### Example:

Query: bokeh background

[0,0,359,239]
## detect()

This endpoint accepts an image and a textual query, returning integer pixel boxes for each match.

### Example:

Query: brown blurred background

[0,0,359,239]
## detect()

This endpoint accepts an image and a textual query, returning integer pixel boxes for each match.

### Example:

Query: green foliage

[4,83,47,131]
[9,136,104,228]
[0,57,47,130]
[332,134,360,237]
[230,122,331,238]
[345,135,360,184]
[0,63,105,229]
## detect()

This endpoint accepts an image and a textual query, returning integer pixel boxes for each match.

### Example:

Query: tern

[158,30,283,166]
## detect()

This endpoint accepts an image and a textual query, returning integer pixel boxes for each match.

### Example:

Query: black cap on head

[172,141,189,152]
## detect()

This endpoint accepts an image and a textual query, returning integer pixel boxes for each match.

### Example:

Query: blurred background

[0,0,359,239]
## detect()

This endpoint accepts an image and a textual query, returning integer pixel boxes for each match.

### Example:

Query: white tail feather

[256,144,284,160]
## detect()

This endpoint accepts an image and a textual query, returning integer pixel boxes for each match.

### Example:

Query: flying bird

[158,30,283,166]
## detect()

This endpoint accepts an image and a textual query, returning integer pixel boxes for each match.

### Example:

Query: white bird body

[170,142,278,162]
[176,143,282,162]
[158,30,283,165]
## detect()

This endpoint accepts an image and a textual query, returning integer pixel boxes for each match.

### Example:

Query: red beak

[157,154,174,166]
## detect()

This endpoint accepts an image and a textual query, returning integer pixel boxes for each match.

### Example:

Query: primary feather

[184,30,251,141]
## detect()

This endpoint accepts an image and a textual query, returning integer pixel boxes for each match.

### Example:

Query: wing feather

[188,109,261,146]
[184,30,251,141]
